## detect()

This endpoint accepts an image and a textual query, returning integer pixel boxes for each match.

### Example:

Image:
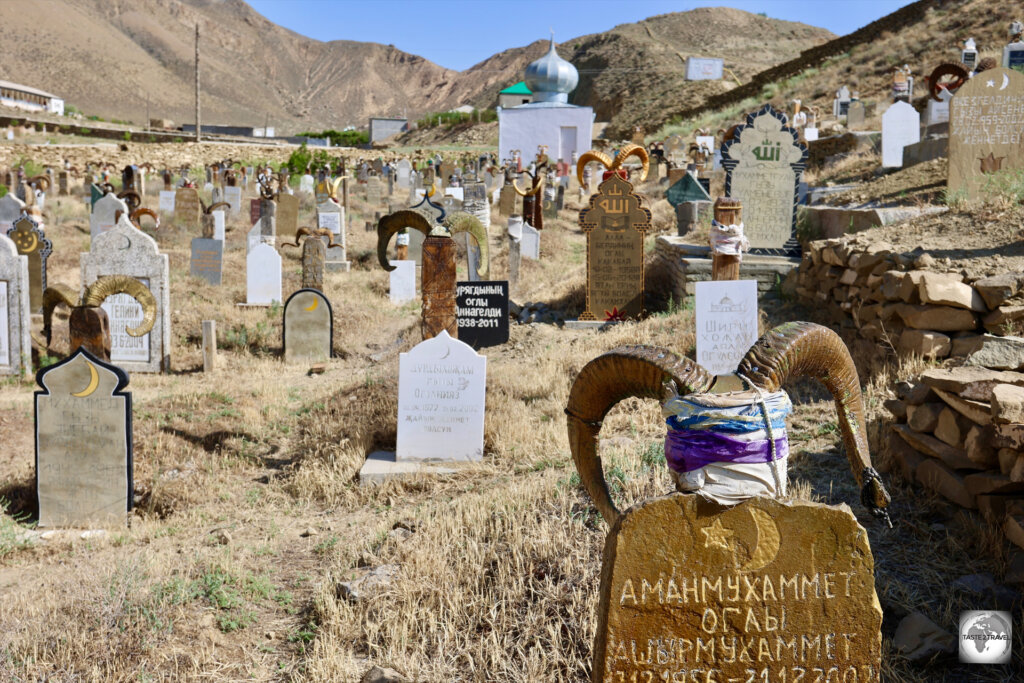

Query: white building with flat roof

[498,39,593,165]
[0,80,64,116]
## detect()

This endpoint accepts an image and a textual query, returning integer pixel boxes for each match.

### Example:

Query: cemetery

[1,0,1024,680]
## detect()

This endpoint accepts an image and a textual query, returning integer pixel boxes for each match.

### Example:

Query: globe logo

[959,610,1012,664]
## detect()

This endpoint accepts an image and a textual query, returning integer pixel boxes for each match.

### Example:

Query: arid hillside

[0,0,831,135]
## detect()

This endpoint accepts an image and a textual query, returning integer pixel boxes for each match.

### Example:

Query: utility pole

[195,23,201,143]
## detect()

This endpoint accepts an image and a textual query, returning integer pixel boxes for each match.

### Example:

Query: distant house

[449,105,475,115]
[498,81,532,108]
[368,118,408,143]
[0,79,64,115]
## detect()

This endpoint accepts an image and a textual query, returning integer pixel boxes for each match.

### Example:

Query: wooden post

[712,197,742,281]
[202,320,216,372]
[341,176,349,233]
[194,24,201,143]
[421,236,457,340]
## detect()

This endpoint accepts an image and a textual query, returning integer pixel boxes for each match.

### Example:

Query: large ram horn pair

[41,275,157,346]
[575,143,650,186]
[281,226,340,249]
[376,210,488,278]
[28,175,50,192]
[566,321,891,527]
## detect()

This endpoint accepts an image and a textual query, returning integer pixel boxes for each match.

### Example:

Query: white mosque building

[497,38,594,166]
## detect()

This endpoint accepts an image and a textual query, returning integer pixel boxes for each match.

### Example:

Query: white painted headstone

[803,128,819,142]
[521,223,540,260]
[389,259,416,304]
[223,186,242,215]
[89,193,128,240]
[924,88,952,127]
[0,193,25,233]
[81,216,170,373]
[695,280,759,375]
[881,100,921,168]
[299,174,315,194]
[213,210,225,241]
[396,160,412,189]
[247,222,263,253]
[158,190,175,213]
[397,330,486,461]
[246,243,282,305]
[444,187,464,202]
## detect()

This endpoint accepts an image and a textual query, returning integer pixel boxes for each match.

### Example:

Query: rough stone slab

[951,334,984,357]
[898,304,977,331]
[983,305,1024,334]
[915,458,977,508]
[1004,515,1024,550]
[933,388,991,426]
[358,451,459,486]
[999,448,1018,475]
[889,432,928,481]
[884,398,907,420]
[966,335,1024,371]
[965,425,998,468]
[974,273,1024,310]
[964,472,1021,496]
[917,273,986,311]
[922,367,1024,399]
[934,407,970,447]
[991,384,1024,425]
[993,425,1024,450]
[906,402,944,433]
[893,424,981,471]
[898,329,950,358]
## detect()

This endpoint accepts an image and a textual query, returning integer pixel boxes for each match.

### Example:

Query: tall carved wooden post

[712,197,743,281]
[421,236,457,338]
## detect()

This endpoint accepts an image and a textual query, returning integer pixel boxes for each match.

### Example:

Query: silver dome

[524,39,579,104]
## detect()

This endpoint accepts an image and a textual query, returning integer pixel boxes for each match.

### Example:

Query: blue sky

[247,0,911,71]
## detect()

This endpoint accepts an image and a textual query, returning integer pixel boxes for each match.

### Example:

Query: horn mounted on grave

[280,226,340,249]
[41,275,157,347]
[565,321,891,527]
[575,143,650,186]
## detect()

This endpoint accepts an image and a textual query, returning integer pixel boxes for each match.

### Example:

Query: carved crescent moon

[72,360,100,398]
[21,232,37,252]
[740,507,781,572]
[304,296,319,312]
[1002,74,1010,90]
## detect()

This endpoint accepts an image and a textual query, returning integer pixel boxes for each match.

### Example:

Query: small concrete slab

[358,451,460,486]
[563,319,620,330]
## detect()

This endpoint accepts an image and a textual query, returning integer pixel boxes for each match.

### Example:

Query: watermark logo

[959,611,1012,664]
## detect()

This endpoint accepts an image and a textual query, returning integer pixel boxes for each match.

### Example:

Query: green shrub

[416,109,497,129]
[296,129,368,147]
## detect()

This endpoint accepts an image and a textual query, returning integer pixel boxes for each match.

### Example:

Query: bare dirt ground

[0,138,1021,681]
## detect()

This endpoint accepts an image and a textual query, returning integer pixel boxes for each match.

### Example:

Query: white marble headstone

[223,186,242,215]
[924,88,952,126]
[158,190,176,213]
[695,280,759,375]
[213,210,225,241]
[246,243,282,305]
[881,100,921,168]
[521,223,540,260]
[397,330,485,461]
[89,193,128,241]
[0,193,25,233]
[299,174,315,194]
[389,259,416,304]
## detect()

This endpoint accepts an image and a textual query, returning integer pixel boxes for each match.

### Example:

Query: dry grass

[0,160,1020,682]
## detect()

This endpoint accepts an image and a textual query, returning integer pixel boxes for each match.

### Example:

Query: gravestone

[924,88,953,127]
[8,215,52,312]
[35,348,133,528]
[846,100,866,129]
[250,198,261,225]
[300,236,326,291]
[542,198,558,219]
[367,177,383,206]
[173,187,202,227]
[212,210,226,240]
[90,193,128,240]
[444,187,464,202]
[396,330,485,461]
[299,174,315,195]
[396,159,412,189]
[389,259,416,303]
[247,222,263,253]
[949,67,1024,200]
[246,243,282,305]
[317,200,350,271]
[81,217,170,373]
[0,192,25,232]
[1004,40,1024,74]
[158,190,175,213]
[223,185,242,214]
[283,288,332,363]
[881,100,921,168]
[578,174,651,321]
[721,105,807,256]
[456,281,509,348]
[666,173,712,207]
[695,280,759,375]
[498,186,515,216]
[463,182,490,229]
[833,86,851,117]
[259,197,277,244]
[190,238,223,286]
[592,495,882,683]
[521,222,540,260]
[276,193,299,238]
[0,233,31,376]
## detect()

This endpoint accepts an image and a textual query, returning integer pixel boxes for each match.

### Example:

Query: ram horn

[928,62,969,102]
[612,143,650,182]
[280,226,337,249]
[41,284,78,346]
[575,150,613,186]
[446,211,489,278]
[330,177,344,200]
[377,210,433,272]
[82,276,157,338]
[117,190,141,212]
[203,201,230,215]
[566,346,714,526]
[736,321,892,521]
[28,175,51,192]
[512,173,543,197]
[130,208,159,230]
[101,182,117,195]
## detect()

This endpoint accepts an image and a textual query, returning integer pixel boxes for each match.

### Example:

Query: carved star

[980,153,1005,174]
[701,519,735,550]
[987,79,996,88]
[604,306,628,322]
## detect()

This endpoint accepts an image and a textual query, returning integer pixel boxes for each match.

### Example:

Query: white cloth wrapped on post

[710,220,749,257]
